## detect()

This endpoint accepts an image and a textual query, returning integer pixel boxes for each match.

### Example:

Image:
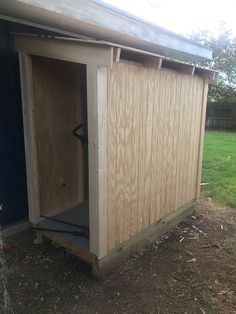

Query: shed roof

[14,33,218,85]
[0,0,212,62]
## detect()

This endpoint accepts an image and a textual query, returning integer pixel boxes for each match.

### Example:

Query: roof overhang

[13,34,218,85]
[0,0,212,62]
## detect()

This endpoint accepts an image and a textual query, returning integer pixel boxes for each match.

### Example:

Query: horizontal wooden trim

[97,200,195,268]
[13,34,218,82]
[39,230,96,265]
[195,68,218,85]
[118,50,217,83]
[52,35,164,59]
[14,34,113,68]
[162,59,195,75]
[1,219,30,238]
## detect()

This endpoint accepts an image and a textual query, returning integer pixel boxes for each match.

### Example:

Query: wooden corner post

[196,79,209,198]
[87,65,108,259]
[18,52,40,224]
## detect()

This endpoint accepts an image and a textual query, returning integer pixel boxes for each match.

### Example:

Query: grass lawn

[202,130,236,207]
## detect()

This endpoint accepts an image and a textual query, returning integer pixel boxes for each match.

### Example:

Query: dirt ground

[2,198,236,314]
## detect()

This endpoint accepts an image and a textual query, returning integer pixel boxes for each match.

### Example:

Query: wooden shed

[14,33,218,273]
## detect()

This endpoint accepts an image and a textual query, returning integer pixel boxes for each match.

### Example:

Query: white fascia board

[0,0,212,61]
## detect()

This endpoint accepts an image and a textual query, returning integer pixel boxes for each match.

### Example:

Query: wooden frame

[195,79,209,198]
[87,65,108,258]
[16,37,109,258]
[14,34,218,82]
[16,33,217,264]
[14,35,113,68]
[19,53,41,224]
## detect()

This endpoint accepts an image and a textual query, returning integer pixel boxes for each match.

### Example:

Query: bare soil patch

[4,199,236,313]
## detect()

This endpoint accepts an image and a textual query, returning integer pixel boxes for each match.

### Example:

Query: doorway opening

[31,56,90,253]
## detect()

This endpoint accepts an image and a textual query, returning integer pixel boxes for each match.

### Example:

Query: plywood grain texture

[107,60,207,251]
[32,57,86,215]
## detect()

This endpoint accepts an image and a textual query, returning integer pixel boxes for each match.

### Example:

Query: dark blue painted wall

[0,20,59,227]
[0,20,28,226]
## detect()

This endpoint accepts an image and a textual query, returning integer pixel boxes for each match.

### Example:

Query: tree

[189,24,236,102]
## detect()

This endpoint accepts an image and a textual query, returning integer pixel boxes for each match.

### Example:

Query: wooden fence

[206,102,236,130]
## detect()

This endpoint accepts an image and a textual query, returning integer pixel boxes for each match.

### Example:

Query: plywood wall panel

[174,75,184,210]
[107,61,205,251]
[138,66,148,231]
[181,76,191,206]
[123,63,134,241]
[154,71,165,222]
[107,65,117,250]
[159,71,168,218]
[150,69,161,224]
[130,64,142,238]
[32,57,86,215]
[165,72,175,215]
[171,74,178,210]
[188,79,199,201]
[115,63,125,246]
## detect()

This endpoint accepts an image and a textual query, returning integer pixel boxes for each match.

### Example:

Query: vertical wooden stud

[87,65,108,258]
[19,53,40,224]
[196,79,209,198]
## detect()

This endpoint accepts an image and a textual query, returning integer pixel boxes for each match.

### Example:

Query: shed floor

[37,201,89,252]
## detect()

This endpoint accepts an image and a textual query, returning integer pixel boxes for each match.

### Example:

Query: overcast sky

[101,0,236,36]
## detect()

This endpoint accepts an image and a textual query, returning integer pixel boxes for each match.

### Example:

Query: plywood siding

[107,60,206,251]
[32,57,87,215]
